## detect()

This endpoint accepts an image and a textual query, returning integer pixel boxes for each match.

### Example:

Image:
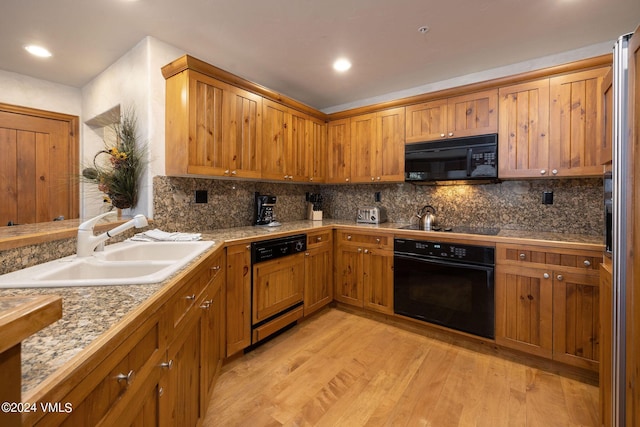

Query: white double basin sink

[0,240,215,288]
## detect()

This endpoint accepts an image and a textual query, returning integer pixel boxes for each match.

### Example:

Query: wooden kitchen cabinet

[499,67,609,178]
[549,67,609,176]
[326,118,351,183]
[308,116,327,183]
[496,243,601,371]
[304,230,334,316]
[164,69,262,178]
[262,99,312,182]
[498,79,551,178]
[601,67,614,165]
[405,89,498,143]
[225,243,252,356]
[350,107,405,183]
[600,261,613,427]
[334,231,394,314]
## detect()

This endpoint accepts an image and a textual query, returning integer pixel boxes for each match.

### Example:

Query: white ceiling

[2,0,640,111]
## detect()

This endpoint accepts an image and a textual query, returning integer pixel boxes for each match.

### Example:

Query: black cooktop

[399,224,500,236]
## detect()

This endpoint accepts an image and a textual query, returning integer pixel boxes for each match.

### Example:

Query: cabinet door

[363,248,394,314]
[289,109,311,181]
[326,118,351,183]
[377,107,405,182]
[226,244,251,356]
[552,270,600,371]
[498,79,551,178]
[223,85,262,178]
[166,309,203,427]
[261,99,289,181]
[350,112,378,183]
[334,245,364,307]
[405,99,448,143]
[201,262,225,408]
[549,67,608,177]
[304,244,333,316]
[601,68,613,165]
[308,117,327,183]
[495,265,553,358]
[447,89,498,139]
[599,264,613,427]
[252,252,305,323]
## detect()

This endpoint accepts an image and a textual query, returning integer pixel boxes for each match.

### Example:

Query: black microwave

[405,134,498,182]
[604,171,612,256]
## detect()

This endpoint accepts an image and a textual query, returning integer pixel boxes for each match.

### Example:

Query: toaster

[356,206,388,224]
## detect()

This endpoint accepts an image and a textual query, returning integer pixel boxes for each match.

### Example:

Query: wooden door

[498,79,551,178]
[601,68,614,165]
[350,112,378,183]
[308,117,326,183]
[201,264,224,409]
[405,99,448,143]
[225,243,251,357]
[600,263,613,427]
[261,99,289,181]
[446,89,498,139]
[223,84,262,178]
[549,67,608,177]
[303,244,333,316]
[495,265,553,358]
[363,248,394,314]
[289,110,310,181]
[334,244,364,307]
[377,107,405,182]
[552,270,600,371]
[0,104,78,226]
[326,118,351,183]
[252,252,305,323]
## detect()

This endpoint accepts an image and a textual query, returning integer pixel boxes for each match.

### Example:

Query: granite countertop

[0,220,603,396]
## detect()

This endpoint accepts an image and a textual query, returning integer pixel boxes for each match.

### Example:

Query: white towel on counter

[130,228,202,242]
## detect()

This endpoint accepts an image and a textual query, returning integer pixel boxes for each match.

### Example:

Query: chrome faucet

[77,211,148,257]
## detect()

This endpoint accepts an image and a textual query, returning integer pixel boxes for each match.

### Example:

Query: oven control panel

[394,238,495,266]
[252,234,307,264]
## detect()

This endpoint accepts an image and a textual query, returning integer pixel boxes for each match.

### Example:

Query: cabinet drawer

[336,230,392,249]
[208,250,225,283]
[170,271,207,331]
[41,312,164,426]
[307,230,332,248]
[497,244,601,271]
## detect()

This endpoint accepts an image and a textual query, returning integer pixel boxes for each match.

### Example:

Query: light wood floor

[204,308,599,427]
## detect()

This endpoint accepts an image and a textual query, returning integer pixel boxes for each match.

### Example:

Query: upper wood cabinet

[326,118,351,183]
[330,107,405,184]
[405,89,498,143]
[308,117,327,183]
[165,69,262,178]
[499,67,609,179]
[498,79,551,178]
[600,67,613,165]
[549,67,609,176]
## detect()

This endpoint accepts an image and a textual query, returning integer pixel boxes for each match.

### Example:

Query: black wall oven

[394,238,495,339]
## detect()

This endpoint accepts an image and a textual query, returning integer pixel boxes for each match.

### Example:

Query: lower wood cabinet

[495,243,601,371]
[600,262,613,427]
[303,230,333,316]
[225,243,251,357]
[334,231,394,314]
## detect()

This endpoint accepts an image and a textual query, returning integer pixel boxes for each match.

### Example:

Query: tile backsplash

[153,176,604,236]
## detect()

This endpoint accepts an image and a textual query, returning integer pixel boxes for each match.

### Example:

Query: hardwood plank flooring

[204,309,599,427]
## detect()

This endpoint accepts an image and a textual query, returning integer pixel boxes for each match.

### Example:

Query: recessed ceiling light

[333,58,352,72]
[418,26,430,34]
[25,45,52,58]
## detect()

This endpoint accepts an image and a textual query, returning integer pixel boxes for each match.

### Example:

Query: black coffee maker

[254,192,277,225]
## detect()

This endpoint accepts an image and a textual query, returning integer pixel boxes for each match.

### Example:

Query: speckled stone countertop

[0,220,603,396]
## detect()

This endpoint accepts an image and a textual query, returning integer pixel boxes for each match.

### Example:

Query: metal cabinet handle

[557,274,564,281]
[231,170,237,175]
[224,169,230,175]
[371,177,375,181]
[345,178,350,182]
[583,260,591,267]
[200,300,212,309]
[185,294,196,300]
[316,236,322,242]
[358,248,362,253]
[440,133,446,138]
[448,132,454,137]
[540,170,546,175]
[519,253,526,260]
[543,273,550,279]
[376,238,381,244]
[160,360,174,370]
[552,169,558,175]
[376,176,381,181]
[347,235,352,240]
[116,370,136,386]
[211,265,221,271]
[364,249,369,254]
[305,252,310,256]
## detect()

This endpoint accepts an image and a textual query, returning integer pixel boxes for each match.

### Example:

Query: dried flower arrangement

[82,108,146,210]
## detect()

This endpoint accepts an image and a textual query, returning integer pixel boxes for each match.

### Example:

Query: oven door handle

[394,253,494,271]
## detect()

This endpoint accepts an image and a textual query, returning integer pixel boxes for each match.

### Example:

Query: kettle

[417,205,437,231]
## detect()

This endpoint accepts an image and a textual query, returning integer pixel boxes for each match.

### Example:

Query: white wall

[80,36,185,219]
[0,69,82,115]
